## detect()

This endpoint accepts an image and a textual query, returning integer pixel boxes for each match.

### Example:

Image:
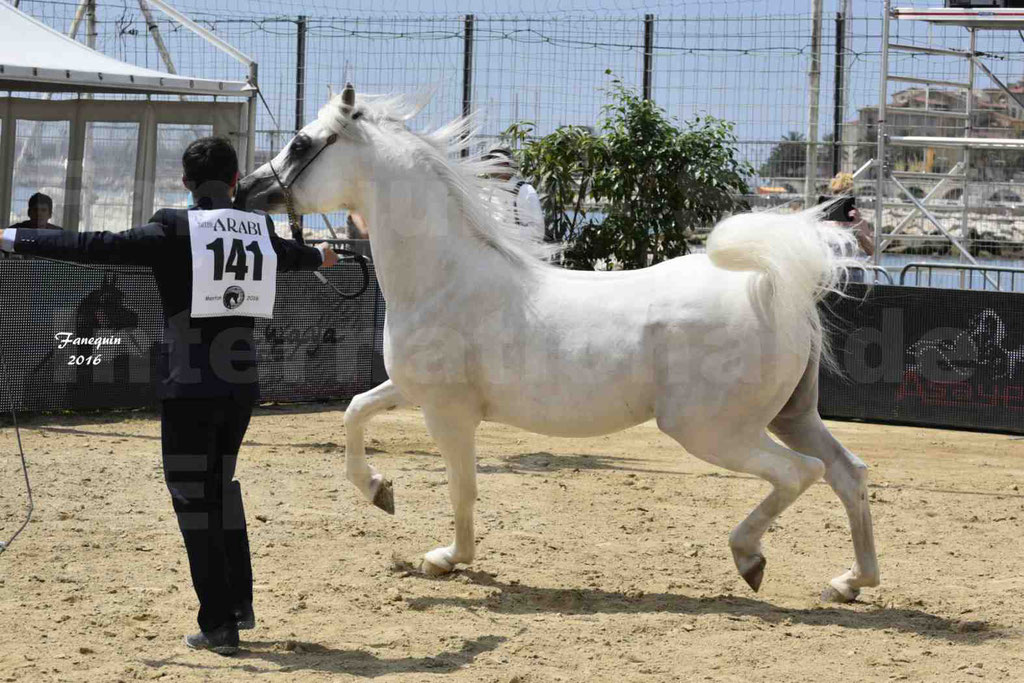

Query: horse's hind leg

[769,356,879,602]
[660,424,825,593]
[344,380,408,514]
[771,412,879,602]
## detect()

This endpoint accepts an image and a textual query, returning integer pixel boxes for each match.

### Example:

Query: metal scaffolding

[877,4,1024,288]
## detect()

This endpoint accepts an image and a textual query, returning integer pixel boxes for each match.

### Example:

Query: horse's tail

[705,206,860,371]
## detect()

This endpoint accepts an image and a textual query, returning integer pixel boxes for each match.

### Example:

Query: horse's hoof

[821,581,860,603]
[372,478,395,515]
[740,555,767,593]
[422,549,454,576]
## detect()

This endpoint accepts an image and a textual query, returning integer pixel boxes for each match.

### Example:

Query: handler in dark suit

[0,137,338,655]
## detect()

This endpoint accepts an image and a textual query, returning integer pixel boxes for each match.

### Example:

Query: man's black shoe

[184,625,240,656]
[233,603,256,631]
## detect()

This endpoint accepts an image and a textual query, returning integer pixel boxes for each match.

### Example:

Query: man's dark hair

[28,192,53,211]
[182,136,238,193]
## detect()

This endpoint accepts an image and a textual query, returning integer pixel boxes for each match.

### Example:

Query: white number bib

[188,209,278,319]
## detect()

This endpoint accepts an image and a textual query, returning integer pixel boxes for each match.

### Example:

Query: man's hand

[1,228,17,253]
[316,242,339,268]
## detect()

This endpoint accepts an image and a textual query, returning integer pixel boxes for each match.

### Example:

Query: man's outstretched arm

[1,224,169,266]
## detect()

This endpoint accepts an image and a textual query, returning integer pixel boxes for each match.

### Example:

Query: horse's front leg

[420,405,481,575]
[344,380,408,514]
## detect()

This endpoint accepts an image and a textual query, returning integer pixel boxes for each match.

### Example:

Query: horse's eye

[291,136,310,153]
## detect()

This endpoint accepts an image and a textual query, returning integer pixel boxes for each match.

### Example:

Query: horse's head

[236,82,549,267]
[236,83,371,216]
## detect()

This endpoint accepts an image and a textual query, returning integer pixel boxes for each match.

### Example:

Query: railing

[899,262,1024,292]
[850,264,894,284]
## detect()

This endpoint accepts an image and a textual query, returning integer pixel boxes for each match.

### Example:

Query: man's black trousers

[161,396,254,633]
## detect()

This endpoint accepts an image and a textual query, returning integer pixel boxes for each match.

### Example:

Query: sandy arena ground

[1,404,1022,682]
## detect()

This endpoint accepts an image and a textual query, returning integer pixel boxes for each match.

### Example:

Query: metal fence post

[832,9,846,177]
[462,14,474,158]
[293,15,307,231]
[804,0,823,209]
[643,14,654,101]
[295,15,307,133]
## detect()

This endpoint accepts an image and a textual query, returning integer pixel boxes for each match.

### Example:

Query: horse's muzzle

[234,169,285,212]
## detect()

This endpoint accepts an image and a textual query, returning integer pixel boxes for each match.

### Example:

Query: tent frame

[1,97,248,230]
[1,0,259,231]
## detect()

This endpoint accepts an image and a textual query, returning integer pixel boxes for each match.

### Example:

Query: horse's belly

[478,381,654,437]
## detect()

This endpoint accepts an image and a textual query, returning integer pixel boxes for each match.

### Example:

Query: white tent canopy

[0,3,251,97]
[1,3,257,231]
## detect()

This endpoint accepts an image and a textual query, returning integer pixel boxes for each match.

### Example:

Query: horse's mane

[317,91,559,271]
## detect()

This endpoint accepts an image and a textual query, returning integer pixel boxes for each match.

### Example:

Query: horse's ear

[341,82,356,110]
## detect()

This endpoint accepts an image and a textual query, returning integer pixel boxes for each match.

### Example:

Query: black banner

[821,283,1024,435]
[0,259,384,412]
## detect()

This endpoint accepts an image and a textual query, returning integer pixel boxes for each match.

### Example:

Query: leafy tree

[502,78,750,270]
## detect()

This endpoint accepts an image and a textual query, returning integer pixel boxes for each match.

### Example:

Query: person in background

[480,146,545,243]
[823,173,874,257]
[9,192,63,231]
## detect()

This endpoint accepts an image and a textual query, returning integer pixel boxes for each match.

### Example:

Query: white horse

[236,84,879,602]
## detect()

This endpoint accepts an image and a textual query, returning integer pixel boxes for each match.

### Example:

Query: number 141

[206,238,264,281]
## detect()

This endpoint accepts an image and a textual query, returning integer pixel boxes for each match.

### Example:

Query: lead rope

[0,362,33,555]
[268,149,370,300]
[315,248,370,300]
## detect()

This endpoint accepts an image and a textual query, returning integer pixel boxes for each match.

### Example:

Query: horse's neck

[362,177,518,312]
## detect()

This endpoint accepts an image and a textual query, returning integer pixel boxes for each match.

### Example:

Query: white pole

[68,0,89,40]
[85,0,97,49]
[145,0,254,67]
[84,0,96,106]
[804,0,824,209]
[138,0,179,74]
[961,29,976,267]
[246,62,258,174]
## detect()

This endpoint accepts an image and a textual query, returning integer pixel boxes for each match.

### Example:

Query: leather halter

[267,132,371,300]
[268,132,339,233]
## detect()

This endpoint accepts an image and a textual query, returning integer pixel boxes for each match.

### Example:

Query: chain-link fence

[9,1,1024,259]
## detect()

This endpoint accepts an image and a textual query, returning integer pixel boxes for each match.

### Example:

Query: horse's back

[461,256,808,438]
[539,254,764,327]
